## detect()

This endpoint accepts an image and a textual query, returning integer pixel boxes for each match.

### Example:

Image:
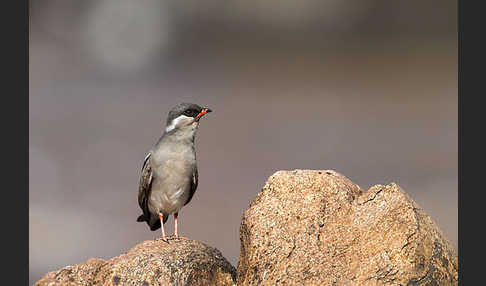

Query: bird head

[165,103,212,134]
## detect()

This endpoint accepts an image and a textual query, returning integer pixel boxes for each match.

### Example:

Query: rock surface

[237,169,458,285]
[35,239,236,286]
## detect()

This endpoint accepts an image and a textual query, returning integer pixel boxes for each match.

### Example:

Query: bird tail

[149,213,166,231]
[136,214,147,222]
[137,213,168,231]
[149,219,161,231]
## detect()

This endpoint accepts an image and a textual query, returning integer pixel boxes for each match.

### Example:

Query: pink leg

[174,212,179,238]
[159,213,168,241]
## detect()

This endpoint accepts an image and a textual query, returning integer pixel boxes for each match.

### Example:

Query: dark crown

[166,103,203,125]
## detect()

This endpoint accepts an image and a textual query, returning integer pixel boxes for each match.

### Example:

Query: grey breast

[147,136,196,216]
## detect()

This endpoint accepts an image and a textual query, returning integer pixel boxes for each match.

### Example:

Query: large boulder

[237,170,458,285]
[35,239,236,286]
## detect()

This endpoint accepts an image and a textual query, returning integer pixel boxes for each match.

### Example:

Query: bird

[136,103,212,242]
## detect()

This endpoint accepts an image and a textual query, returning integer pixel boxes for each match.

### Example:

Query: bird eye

[184,110,192,116]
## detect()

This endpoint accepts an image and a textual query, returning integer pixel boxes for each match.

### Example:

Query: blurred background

[30,0,457,284]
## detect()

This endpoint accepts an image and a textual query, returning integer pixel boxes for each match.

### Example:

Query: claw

[155,236,170,243]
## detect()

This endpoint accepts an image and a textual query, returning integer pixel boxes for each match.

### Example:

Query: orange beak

[195,108,212,120]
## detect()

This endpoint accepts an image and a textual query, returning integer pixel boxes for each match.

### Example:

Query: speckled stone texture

[237,170,458,285]
[35,239,236,286]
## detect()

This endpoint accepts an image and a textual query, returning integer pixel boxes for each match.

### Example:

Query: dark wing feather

[137,152,153,223]
[184,166,198,206]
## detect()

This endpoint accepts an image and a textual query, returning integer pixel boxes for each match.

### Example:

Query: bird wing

[137,152,153,221]
[184,166,198,206]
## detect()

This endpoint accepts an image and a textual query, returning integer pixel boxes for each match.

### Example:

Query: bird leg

[168,212,181,240]
[158,212,169,242]
[173,212,179,239]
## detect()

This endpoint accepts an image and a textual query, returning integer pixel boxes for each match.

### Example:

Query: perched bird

[136,103,212,241]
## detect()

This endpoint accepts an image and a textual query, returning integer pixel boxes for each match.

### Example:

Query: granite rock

[237,170,458,285]
[35,238,236,286]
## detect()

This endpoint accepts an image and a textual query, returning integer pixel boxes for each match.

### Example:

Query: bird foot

[155,236,170,244]
[168,234,181,240]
